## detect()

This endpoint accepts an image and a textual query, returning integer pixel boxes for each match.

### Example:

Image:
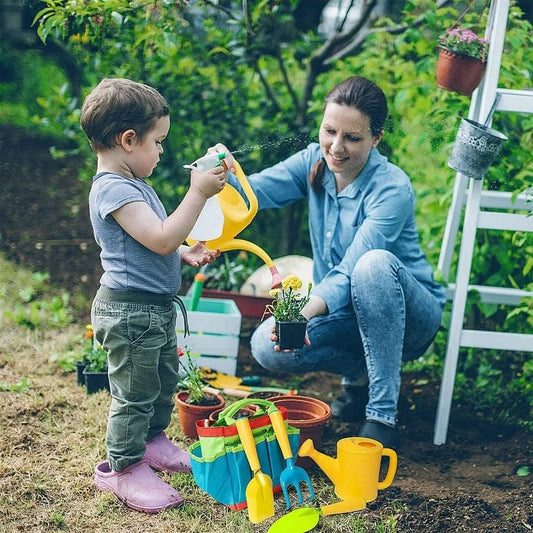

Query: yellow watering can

[298,437,397,504]
[185,154,283,288]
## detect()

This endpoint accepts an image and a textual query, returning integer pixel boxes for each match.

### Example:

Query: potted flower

[264,274,312,351]
[175,347,225,439]
[81,326,110,394]
[74,324,95,385]
[437,26,490,96]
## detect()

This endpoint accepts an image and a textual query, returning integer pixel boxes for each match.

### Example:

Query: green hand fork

[269,407,315,509]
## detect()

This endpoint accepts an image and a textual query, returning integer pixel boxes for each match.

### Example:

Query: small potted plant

[81,326,110,394]
[437,26,490,96]
[175,348,225,439]
[264,274,312,351]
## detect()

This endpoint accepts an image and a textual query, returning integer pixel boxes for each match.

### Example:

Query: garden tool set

[198,366,297,397]
[184,153,283,289]
[188,397,398,529]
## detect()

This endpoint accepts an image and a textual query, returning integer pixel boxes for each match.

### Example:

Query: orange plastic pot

[436,47,486,97]
[207,405,258,424]
[269,394,332,469]
[175,391,225,439]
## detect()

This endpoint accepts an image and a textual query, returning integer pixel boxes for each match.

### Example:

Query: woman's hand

[271,325,311,353]
[206,143,236,173]
[180,241,221,267]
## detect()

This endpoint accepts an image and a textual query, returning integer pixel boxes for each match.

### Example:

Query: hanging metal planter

[448,95,508,180]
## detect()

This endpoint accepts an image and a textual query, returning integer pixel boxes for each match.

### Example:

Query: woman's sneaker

[331,385,369,422]
[358,419,400,450]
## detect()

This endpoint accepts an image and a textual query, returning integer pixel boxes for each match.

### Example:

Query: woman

[212,76,445,448]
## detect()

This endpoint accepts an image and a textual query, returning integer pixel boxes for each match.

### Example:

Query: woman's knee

[353,249,395,285]
[250,318,278,371]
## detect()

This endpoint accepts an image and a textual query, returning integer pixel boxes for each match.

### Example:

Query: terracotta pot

[269,394,332,469]
[246,390,286,400]
[436,47,487,97]
[175,390,225,439]
[200,289,272,319]
[275,320,308,351]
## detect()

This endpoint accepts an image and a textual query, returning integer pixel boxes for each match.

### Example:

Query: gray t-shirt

[89,172,181,294]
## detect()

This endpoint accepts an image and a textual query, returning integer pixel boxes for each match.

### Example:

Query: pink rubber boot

[144,432,191,473]
[94,460,184,513]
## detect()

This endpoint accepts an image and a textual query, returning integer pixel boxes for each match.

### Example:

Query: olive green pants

[91,287,179,472]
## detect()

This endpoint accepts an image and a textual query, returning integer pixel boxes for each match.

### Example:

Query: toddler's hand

[181,241,221,267]
[190,166,227,199]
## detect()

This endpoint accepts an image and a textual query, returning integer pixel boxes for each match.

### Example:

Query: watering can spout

[298,439,341,485]
[270,266,283,288]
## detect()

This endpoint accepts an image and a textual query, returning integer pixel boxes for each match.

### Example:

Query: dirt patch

[1,125,532,531]
[238,320,532,532]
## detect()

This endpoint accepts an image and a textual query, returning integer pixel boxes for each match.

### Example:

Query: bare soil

[1,126,532,531]
[238,320,533,532]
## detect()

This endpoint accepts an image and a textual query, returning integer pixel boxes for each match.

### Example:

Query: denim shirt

[231,143,446,314]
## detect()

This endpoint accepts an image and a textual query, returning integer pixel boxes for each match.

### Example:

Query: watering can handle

[377,448,398,490]
[232,159,258,218]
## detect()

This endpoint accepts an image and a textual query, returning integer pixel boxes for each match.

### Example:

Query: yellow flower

[263,274,312,322]
[281,275,302,291]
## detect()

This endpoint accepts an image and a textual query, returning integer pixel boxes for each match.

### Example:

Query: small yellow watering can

[185,154,283,288]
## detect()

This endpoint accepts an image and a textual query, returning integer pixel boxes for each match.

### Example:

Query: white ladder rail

[433,0,533,446]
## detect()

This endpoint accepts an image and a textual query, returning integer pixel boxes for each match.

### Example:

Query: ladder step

[460,329,533,352]
[472,190,533,210]
[495,88,533,113]
[445,284,533,305]
[477,211,533,231]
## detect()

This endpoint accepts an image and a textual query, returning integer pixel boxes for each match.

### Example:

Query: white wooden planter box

[175,296,242,375]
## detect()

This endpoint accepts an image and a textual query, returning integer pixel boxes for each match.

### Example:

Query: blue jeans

[91,287,179,471]
[251,250,443,426]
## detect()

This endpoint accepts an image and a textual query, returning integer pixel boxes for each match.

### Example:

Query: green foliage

[2,0,531,429]
[48,350,78,372]
[3,272,72,329]
[177,348,207,405]
[185,251,261,292]
[84,346,108,372]
[0,42,69,135]
[0,377,31,393]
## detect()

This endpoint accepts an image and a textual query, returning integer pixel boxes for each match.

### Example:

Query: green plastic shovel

[267,498,366,533]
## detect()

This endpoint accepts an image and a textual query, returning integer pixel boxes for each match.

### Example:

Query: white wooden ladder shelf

[433,0,533,445]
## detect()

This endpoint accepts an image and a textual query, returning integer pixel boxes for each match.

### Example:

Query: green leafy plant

[0,377,30,392]
[438,27,489,60]
[203,252,260,292]
[83,324,108,372]
[264,275,312,322]
[177,347,207,405]
[4,273,72,329]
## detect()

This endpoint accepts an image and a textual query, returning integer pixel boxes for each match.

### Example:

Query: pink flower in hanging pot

[438,26,489,61]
